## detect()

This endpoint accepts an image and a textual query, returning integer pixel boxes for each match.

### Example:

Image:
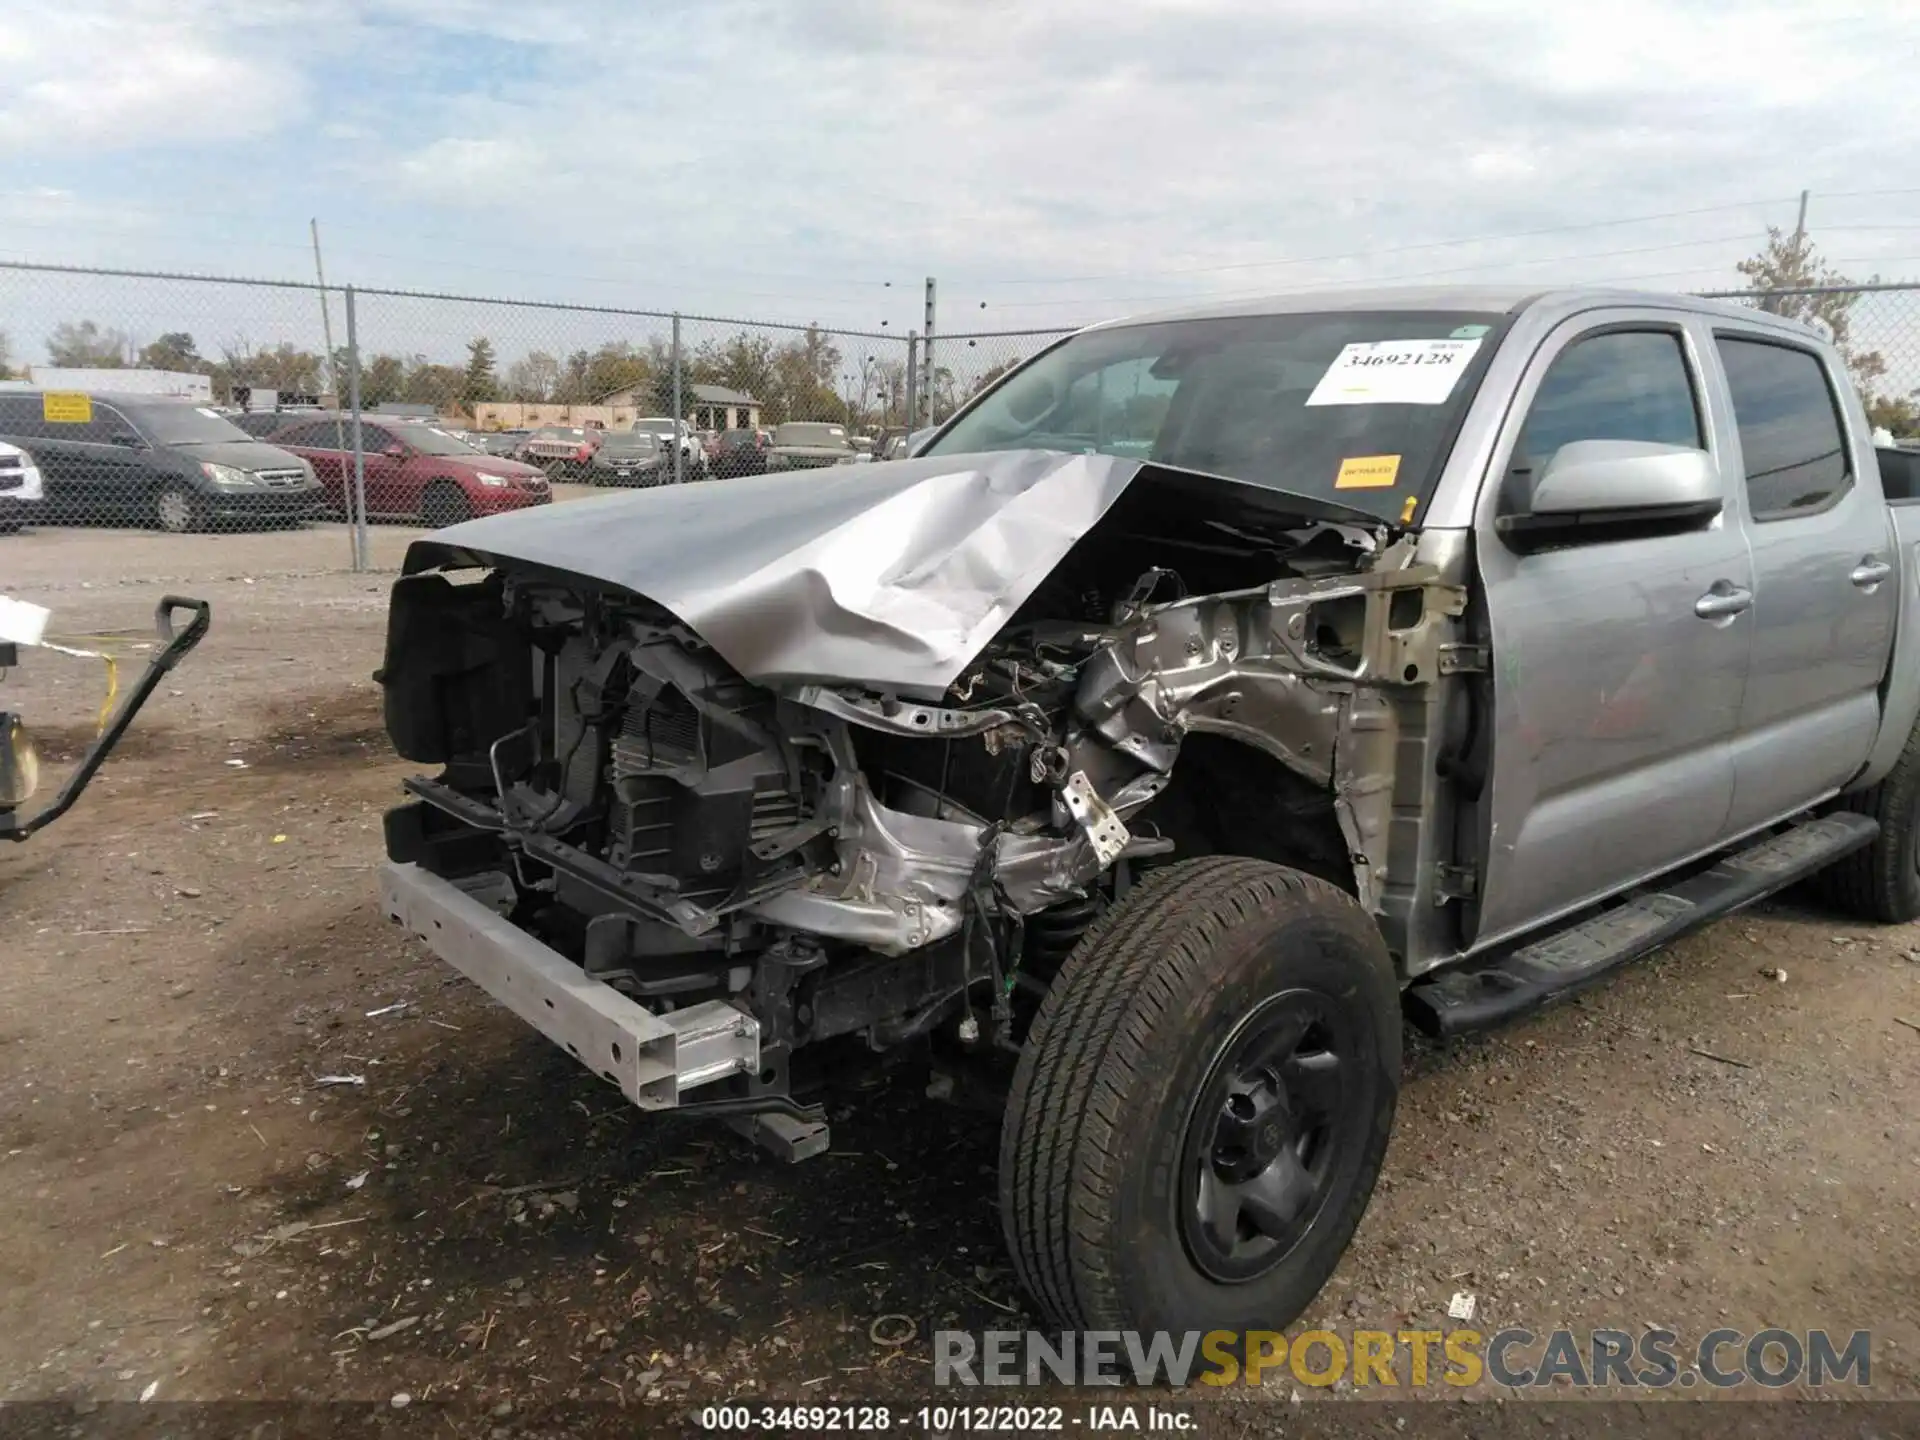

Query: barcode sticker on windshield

[1305,338,1482,407]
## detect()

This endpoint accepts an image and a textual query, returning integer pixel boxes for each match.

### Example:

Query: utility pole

[922,277,937,428]
[1791,189,1810,252]
[671,313,683,486]
[310,219,338,405]
[905,331,920,432]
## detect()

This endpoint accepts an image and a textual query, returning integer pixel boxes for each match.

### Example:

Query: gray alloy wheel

[153,485,199,534]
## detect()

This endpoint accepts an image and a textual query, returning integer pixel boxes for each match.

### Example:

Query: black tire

[420,482,471,530]
[999,856,1400,1335]
[152,484,202,534]
[1815,723,1920,922]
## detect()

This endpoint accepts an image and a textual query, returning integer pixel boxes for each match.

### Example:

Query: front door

[1711,331,1899,831]
[1472,315,1753,947]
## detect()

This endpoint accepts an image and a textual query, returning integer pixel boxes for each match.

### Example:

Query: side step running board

[1406,812,1879,1038]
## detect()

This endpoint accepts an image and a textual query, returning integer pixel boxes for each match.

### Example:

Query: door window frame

[1476,312,1719,547]
[1708,329,1855,525]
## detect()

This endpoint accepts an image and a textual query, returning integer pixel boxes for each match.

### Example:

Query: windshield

[923,309,1506,523]
[774,423,849,448]
[130,403,254,446]
[600,432,660,455]
[401,426,482,456]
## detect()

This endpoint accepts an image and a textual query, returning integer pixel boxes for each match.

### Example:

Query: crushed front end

[376,456,1465,1157]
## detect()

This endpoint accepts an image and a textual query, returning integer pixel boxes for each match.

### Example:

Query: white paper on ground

[1305,338,1483,407]
[0,596,52,647]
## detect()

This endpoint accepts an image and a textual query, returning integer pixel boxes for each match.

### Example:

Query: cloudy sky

[2,0,1919,366]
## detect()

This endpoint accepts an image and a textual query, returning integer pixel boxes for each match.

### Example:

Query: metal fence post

[906,331,920,432]
[345,285,368,572]
[671,312,684,486]
[923,277,937,427]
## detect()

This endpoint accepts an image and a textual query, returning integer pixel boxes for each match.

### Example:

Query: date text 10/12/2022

[697,1405,1196,1432]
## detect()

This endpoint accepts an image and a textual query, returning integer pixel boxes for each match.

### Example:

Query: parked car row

[0,387,925,536]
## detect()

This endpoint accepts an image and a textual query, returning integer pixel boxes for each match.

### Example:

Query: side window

[1715,337,1851,521]
[92,404,135,444]
[1513,330,1703,482]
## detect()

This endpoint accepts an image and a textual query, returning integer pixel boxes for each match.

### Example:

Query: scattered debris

[364,1003,409,1019]
[366,1316,420,1342]
[139,1382,158,1403]
[1689,1047,1755,1070]
[1447,1292,1477,1323]
[313,1074,366,1087]
[389,1393,411,1410]
[1760,966,1788,983]
[492,1178,580,1198]
[175,887,202,899]
[869,1314,917,1347]
[346,1170,370,1192]
[1895,1017,1920,1036]
[223,759,248,769]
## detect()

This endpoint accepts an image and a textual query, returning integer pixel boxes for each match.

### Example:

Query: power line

[973,232,1771,313]
[961,195,1801,288]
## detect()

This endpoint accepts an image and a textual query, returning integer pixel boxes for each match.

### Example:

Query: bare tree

[1736,227,1889,397]
[46,320,133,367]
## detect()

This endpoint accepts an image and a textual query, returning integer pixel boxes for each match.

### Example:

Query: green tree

[0,328,12,380]
[404,363,465,411]
[462,337,500,407]
[358,354,410,408]
[46,320,131,367]
[211,339,325,402]
[138,332,202,371]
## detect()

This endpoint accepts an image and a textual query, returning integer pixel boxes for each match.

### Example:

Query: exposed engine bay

[378,455,1472,1144]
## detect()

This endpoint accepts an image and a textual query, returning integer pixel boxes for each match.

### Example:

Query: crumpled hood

[405,449,1143,697]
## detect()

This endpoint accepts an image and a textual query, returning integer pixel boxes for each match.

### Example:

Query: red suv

[268,418,550,528]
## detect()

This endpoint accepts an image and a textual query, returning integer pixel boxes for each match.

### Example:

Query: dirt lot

[3,518,1919,1434]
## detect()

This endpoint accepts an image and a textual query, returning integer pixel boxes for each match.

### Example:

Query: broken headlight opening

[377,456,1464,1144]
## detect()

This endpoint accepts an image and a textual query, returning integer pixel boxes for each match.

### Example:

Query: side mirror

[110,431,145,449]
[1498,440,1722,548]
[384,443,408,459]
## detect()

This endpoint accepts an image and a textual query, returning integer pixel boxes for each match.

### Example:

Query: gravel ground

[3,518,1918,1436]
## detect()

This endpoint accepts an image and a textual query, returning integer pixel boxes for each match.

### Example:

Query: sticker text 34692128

[1305,338,1482,408]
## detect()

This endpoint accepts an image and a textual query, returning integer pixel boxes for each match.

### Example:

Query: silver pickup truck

[375,285,1920,1337]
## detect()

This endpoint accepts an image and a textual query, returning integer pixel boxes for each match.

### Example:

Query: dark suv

[0,392,324,532]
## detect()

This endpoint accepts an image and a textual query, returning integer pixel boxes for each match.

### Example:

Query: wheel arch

[1137,733,1357,897]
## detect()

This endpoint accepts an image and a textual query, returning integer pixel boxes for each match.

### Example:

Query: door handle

[1694,585,1754,620]
[1850,558,1893,588]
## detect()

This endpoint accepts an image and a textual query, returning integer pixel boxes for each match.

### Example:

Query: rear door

[1711,331,1899,831]
[1472,313,1753,946]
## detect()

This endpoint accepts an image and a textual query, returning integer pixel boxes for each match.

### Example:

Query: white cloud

[0,1,307,152]
[2,0,1919,330]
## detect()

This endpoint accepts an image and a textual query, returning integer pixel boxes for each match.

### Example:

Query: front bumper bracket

[380,861,760,1109]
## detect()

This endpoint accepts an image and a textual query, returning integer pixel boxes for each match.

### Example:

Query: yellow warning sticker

[1401,494,1419,524]
[1335,454,1401,490]
[42,392,92,424]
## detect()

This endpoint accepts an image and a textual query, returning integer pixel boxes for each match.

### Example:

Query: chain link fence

[2,261,1917,583]
[0,261,915,573]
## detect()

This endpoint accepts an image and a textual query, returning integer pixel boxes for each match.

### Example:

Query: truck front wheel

[998,857,1400,1335]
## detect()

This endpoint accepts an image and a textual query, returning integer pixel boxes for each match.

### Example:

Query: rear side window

[1513,330,1703,479]
[1715,337,1851,521]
